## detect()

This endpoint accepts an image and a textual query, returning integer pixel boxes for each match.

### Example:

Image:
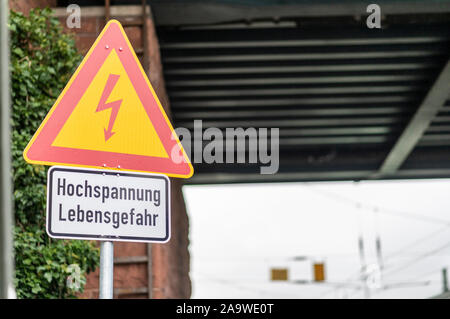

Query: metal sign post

[99,241,114,299]
[45,166,171,299]
[0,0,15,299]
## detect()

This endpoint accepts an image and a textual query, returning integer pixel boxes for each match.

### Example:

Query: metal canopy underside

[58,1,450,184]
[153,5,450,184]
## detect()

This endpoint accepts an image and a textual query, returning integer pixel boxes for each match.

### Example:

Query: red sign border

[23,20,193,178]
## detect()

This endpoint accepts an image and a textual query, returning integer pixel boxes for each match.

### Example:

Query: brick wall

[66,12,192,299]
[143,16,192,298]
[10,1,192,299]
[9,0,56,14]
[58,16,143,57]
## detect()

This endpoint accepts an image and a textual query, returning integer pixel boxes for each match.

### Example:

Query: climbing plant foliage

[9,8,99,299]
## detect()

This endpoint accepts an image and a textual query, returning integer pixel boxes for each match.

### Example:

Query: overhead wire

[302,185,450,298]
[302,185,450,226]
[382,238,450,278]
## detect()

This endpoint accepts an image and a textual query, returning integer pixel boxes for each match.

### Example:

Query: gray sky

[182,179,450,298]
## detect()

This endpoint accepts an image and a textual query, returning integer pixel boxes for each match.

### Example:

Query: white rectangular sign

[46,166,170,243]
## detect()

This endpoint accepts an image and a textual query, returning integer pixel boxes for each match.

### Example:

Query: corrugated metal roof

[56,1,450,184]
[156,15,450,184]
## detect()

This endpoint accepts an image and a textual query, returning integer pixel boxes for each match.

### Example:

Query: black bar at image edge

[0,299,444,317]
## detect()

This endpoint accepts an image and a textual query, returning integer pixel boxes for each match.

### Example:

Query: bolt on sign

[271,268,289,281]
[23,20,193,243]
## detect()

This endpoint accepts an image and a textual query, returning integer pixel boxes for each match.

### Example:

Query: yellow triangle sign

[23,20,193,178]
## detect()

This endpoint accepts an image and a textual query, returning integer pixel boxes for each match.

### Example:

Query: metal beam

[278,136,390,145]
[427,125,450,132]
[375,59,450,177]
[166,74,428,87]
[188,135,390,148]
[165,62,437,75]
[178,116,402,129]
[159,24,450,43]
[186,168,450,185]
[160,37,447,50]
[169,85,423,97]
[174,107,408,119]
[186,170,374,184]
[151,1,450,26]
[418,134,450,146]
[163,50,442,63]
[0,0,14,299]
[176,126,396,136]
[277,127,396,136]
[172,96,415,108]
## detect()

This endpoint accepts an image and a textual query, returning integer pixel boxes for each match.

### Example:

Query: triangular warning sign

[23,20,193,178]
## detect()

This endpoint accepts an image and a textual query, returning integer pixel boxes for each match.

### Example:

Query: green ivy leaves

[10,8,99,299]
